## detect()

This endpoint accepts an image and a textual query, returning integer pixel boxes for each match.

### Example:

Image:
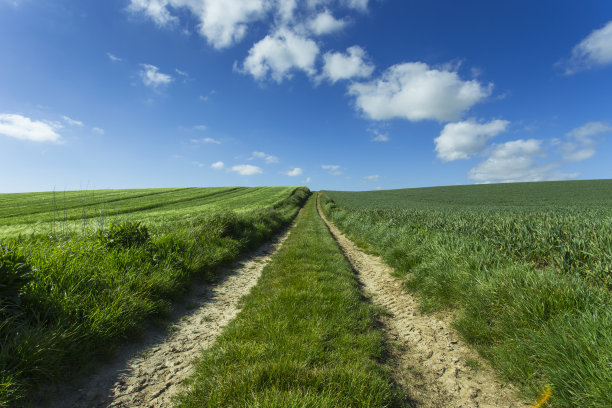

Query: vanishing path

[45,223,296,408]
[317,195,529,408]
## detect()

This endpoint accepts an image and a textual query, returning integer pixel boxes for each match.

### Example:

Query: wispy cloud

[364,174,379,181]
[92,127,105,135]
[140,64,173,89]
[250,151,279,164]
[61,115,84,127]
[322,164,342,175]
[368,129,389,142]
[558,20,612,74]
[0,113,63,143]
[107,52,122,62]
[560,121,611,162]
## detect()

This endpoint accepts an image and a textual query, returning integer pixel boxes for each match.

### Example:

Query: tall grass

[320,185,612,408]
[0,187,310,407]
[174,195,406,407]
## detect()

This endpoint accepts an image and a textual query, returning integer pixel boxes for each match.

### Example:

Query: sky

[1,0,611,193]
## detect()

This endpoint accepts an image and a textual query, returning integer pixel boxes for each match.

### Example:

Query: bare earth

[43,224,294,408]
[317,196,529,408]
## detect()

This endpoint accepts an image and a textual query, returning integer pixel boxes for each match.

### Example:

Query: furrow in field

[43,222,296,408]
[317,194,528,408]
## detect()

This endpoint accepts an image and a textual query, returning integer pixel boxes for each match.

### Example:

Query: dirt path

[43,224,295,408]
[317,196,529,408]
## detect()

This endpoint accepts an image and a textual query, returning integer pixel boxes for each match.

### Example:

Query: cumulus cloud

[240,28,319,82]
[129,0,271,49]
[560,20,612,74]
[467,139,571,183]
[211,161,224,169]
[285,167,303,176]
[322,164,342,175]
[140,64,173,89]
[348,62,493,122]
[61,115,84,127]
[435,119,509,161]
[320,46,374,83]
[0,113,63,143]
[307,10,347,35]
[231,164,263,175]
[560,121,610,162]
[250,151,279,163]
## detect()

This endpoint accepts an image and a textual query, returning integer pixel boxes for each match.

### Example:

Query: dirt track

[317,195,529,408]
[43,225,294,408]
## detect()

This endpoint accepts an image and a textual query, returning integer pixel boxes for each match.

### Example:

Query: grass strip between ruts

[174,195,406,407]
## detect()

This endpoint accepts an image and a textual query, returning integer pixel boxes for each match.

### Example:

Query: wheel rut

[317,195,528,408]
[41,221,297,408]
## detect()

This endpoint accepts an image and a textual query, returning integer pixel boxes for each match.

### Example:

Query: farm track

[317,195,529,408]
[41,217,298,408]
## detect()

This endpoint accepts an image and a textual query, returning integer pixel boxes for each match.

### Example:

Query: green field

[0,186,309,407]
[322,179,612,408]
[0,186,297,238]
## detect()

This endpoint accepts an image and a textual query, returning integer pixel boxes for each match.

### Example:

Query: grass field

[0,186,309,407]
[0,186,297,238]
[174,195,405,407]
[322,179,612,408]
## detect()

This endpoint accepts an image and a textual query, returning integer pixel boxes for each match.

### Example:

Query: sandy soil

[317,195,529,408]
[41,223,295,408]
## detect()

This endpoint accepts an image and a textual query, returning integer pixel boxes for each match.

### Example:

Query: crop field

[0,186,309,407]
[0,186,297,238]
[322,179,612,407]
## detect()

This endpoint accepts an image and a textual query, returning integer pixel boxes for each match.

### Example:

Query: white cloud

[561,20,612,74]
[364,174,379,181]
[348,62,493,122]
[468,139,570,183]
[191,137,221,144]
[435,119,509,161]
[343,0,368,11]
[240,28,319,82]
[231,164,263,175]
[0,113,63,143]
[305,176,311,183]
[128,0,179,26]
[92,127,105,135]
[61,115,84,127]
[561,121,610,162]
[140,64,173,89]
[193,124,207,131]
[307,10,347,35]
[322,164,342,175]
[211,161,224,169]
[107,52,122,62]
[175,68,189,77]
[129,0,271,49]
[285,167,303,176]
[192,161,205,167]
[250,151,279,164]
[320,46,374,83]
[368,129,389,142]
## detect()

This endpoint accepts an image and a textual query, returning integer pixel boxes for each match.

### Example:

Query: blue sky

[1,0,611,193]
